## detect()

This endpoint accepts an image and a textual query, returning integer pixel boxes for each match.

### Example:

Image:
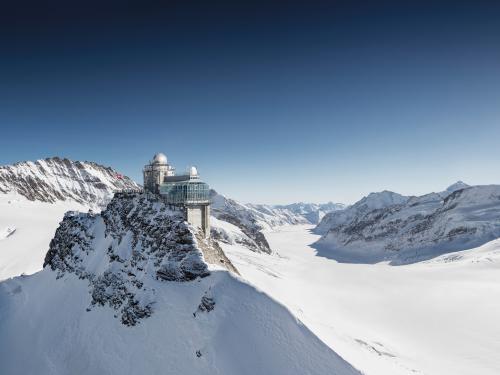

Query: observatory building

[143,153,210,237]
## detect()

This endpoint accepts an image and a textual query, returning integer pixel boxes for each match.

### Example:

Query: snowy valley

[222,224,500,375]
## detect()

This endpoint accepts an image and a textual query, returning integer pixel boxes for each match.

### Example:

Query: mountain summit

[445,180,470,193]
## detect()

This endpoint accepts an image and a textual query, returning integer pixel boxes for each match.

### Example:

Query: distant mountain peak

[358,190,408,209]
[446,181,470,192]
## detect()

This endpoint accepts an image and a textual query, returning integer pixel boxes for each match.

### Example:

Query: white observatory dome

[189,166,198,177]
[152,153,168,165]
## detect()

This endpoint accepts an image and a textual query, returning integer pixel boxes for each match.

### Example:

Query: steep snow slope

[0,157,139,208]
[0,194,360,375]
[222,225,500,375]
[315,183,500,264]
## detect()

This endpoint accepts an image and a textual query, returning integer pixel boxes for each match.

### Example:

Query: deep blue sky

[1,1,499,204]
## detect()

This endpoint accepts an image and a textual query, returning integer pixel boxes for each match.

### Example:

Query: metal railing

[116,188,144,194]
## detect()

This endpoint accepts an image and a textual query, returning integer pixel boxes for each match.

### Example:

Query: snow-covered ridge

[0,157,139,209]
[315,183,500,264]
[0,192,360,375]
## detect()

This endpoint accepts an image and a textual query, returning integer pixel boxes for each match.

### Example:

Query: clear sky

[1,1,499,204]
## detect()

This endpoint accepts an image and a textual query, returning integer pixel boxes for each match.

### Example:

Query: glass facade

[159,181,210,204]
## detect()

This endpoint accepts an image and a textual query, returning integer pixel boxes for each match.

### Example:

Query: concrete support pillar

[185,204,210,238]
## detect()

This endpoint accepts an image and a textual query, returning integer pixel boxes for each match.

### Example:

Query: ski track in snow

[222,224,500,375]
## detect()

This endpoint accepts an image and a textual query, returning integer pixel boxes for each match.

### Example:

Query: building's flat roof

[163,175,201,183]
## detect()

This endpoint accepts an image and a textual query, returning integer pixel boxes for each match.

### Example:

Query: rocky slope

[0,192,360,375]
[0,157,139,209]
[314,183,500,264]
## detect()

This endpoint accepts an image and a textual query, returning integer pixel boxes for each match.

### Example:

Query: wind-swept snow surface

[223,225,500,375]
[0,270,360,375]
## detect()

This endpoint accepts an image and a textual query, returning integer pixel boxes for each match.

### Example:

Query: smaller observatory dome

[152,153,168,165]
[189,166,198,177]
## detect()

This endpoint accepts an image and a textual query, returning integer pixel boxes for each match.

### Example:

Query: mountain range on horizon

[1,156,493,276]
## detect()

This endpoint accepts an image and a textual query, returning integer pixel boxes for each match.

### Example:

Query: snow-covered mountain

[315,190,409,234]
[314,183,500,264]
[443,180,470,194]
[0,157,139,280]
[275,202,346,224]
[0,192,360,375]
[0,157,139,208]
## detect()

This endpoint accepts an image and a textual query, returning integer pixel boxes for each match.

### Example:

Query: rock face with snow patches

[0,192,360,375]
[0,157,139,208]
[314,184,500,264]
